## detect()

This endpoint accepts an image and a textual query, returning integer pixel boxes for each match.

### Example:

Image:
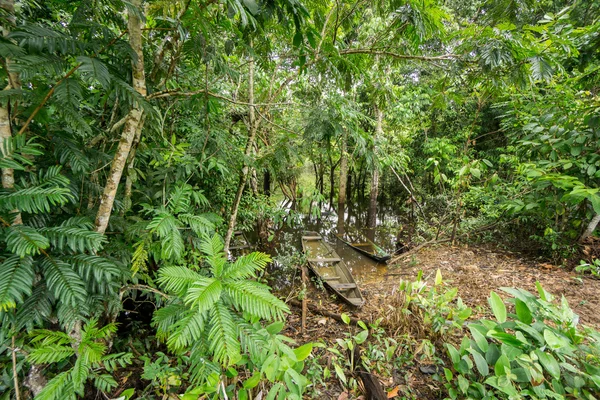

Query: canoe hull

[336,235,391,263]
[301,231,365,307]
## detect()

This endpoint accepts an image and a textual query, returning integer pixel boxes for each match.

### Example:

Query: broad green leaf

[341,313,350,325]
[535,350,560,379]
[469,325,489,352]
[494,354,510,377]
[293,343,313,361]
[515,299,532,324]
[468,349,490,376]
[489,291,507,323]
[354,330,368,344]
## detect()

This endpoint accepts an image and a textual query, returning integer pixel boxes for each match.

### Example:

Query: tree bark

[223,41,256,253]
[1,0,22,225]
[338,127,348,217]
[94,0,146,234]
[367,105,382,230]
[580,213,600,243]
[121,114,145,215]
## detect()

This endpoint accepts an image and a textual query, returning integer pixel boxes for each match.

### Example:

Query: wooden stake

[301,265,308,334]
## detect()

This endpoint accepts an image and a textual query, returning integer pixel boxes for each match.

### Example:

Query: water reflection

[277,199,401,285]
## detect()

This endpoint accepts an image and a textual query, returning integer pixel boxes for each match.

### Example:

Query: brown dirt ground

[282,242,600,399]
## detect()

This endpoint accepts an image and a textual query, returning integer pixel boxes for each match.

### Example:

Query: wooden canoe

[336,232,391,263]
[301,231,365,307]
[229,231,252,255]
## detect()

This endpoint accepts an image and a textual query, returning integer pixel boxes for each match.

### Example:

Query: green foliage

[443,286,600,399]
[26,319,131,400]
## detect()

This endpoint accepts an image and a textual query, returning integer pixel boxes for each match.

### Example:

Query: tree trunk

[367,105,382,230]
[263,169,271,196]
[1,0,22,225]
[580,213,600,243]
[338,127,348,225]
[121,114,145,215]
[223,41,256,253]
[94,0,146,234]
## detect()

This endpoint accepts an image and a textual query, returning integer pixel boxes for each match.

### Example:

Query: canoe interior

[302,231,365,307]
[337,231,391,262]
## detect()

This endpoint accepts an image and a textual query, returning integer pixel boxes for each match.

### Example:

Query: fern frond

[67,254,121,284]
[5,225,50,256]
[0,186,72,214]
[184,278,223,314]
[166,309,206,351]
[157,266,204,296]
[53,78,83,108]
[28,344,75,364]
[188,342,221,384]
[225,281,288,321]
[168,183,192,214]
[179,213,215,235]
[147,211,178,236]
[29,329,72,345]
[200,234,226,276]
[76,55,111,88]
[153,302,188,339]
[34,371,74,400]
[208,302,241,366]
[161,228,184,260]
[131,241,148,275]
[52,135,91,173]
[29,165,71,188]
[0,255,34,311]
[95,352,133,372]
[71,357,90,395]
[91,373,117,393]
[39,226,105,253]
[41,257,87,308]
[222,252,271,280]
[15,284,52,330]
[0,134,43,170]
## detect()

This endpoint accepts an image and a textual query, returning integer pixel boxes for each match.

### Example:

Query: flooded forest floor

[280,242,600,399]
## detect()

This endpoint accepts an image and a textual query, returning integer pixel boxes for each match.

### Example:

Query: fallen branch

[289,299,361,326]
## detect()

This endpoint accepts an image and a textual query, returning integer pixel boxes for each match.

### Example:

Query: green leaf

[468,348,490,376]
[515,299,532,324]
[435,269,443,285]
[543,330,568,350]
[293,343,313,361]
[494,354,510,377]
[535,350,560,380]
[341,313,350,325]
[489,291,507,323]
[354,330,368,344]
[469,325,489,353]
[334,364,347,385]
[243,373,261,389]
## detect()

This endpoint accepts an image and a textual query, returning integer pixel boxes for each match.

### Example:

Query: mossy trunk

[224,41,256,253]
[94,0,146,234]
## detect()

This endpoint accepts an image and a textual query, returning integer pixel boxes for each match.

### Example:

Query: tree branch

[339,48,462,61]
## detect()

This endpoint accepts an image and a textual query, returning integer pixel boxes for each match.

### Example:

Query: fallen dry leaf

[387,385,400,398]
[337,392,348,400]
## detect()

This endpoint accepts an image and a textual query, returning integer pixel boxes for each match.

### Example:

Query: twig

[339,49,462,61]
[120,284,170,300]
[12,336,21,400]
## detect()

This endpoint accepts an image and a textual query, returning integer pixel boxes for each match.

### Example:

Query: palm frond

[157,266,204,296]
[208,302,241,365]
[0,255,34,311]
[184,278,223,314]
[39,226,105,253]
[41,257,87,308]
[225,281,288,321]
[222,251,271,280]
[5,225,50,256]
[178,213,215,235]
[0,186,72,214]
[28,344,75,364]
[34,371,74,400]
[166,309,206,351]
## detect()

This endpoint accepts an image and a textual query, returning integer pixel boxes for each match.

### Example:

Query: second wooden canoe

[336,233,391,263]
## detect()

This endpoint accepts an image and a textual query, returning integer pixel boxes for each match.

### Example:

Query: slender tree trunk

[224,41,256,253]
[338,127,348,217]
[94,0,146,234]
[580,213,600,243]
[1,0,22,225]
[367,105,382,230]
[122,115,145,215]
[263,169,271,196]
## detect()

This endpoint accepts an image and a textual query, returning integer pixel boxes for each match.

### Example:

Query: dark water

[274,199,405,285]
